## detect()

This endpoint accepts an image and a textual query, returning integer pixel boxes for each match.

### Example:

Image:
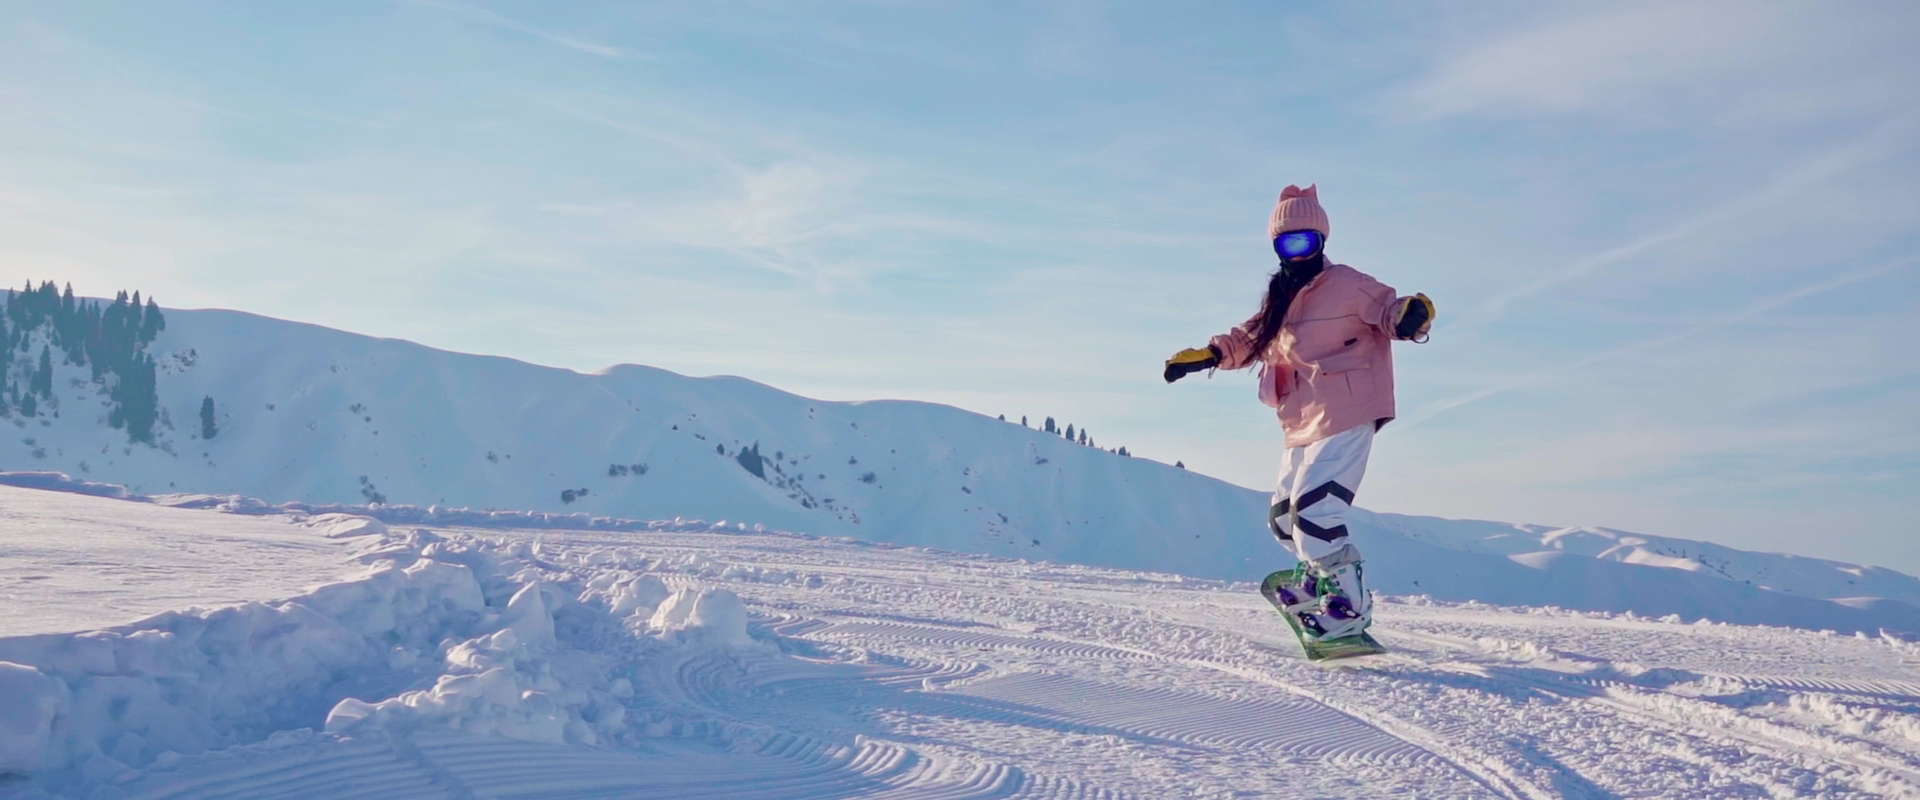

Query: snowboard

[1260,567,1387,662]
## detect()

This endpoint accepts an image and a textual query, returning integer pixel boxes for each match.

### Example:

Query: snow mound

[145,490,752,536]
[0,513,779,791]
[593,573,672,618]
[0,471,129,499]
[499,582,558,650]
[0,661,63,774]
[323,621,595,745]
[300,512,388,539]
[0,530,490,781]
[648,588,753,647]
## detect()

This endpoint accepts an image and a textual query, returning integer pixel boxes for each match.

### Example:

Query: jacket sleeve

[1208,313,1268,371]
[1354,273,1401,334]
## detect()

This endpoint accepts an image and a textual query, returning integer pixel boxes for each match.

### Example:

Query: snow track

[6,496,1920,798]
[121,731,1095,800]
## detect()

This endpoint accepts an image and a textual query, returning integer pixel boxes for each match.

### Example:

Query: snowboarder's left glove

[1390,293,1435,342]
[1164,345,1221,383]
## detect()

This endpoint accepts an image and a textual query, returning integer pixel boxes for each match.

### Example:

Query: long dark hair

[1248,254,1325,359]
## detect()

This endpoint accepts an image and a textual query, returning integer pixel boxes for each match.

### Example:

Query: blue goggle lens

[1275,230,1324,259]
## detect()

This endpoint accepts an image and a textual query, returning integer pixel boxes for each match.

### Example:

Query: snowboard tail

[1260,567,1386,661]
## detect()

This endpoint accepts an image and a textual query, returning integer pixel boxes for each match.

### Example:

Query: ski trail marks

[23,522,1920,799]
[1365,618,1920,797]
[122,728,1091,800]
[779,613,1509,797]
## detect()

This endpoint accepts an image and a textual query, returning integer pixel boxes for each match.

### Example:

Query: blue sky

[3,1,1917,572]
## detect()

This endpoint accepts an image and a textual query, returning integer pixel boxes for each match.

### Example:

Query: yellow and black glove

[1164,345,1221,383]
[1391,293,1435,342]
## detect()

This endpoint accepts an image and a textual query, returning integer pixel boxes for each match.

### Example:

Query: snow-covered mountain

[2,302,1917,635]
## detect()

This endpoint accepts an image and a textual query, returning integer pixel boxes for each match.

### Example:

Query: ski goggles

[1274,229,1325,260]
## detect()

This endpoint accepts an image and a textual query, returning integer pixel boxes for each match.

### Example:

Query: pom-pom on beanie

[1268,184,1330,240]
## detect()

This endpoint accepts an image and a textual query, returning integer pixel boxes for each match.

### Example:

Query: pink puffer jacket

[1210,263,1404,448]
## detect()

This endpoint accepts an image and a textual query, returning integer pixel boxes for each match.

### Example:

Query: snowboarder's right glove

[1390,293,1435,342]
[1164,345,1221,383]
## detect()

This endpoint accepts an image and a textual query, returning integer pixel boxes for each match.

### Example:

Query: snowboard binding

[1260,560,1383,661]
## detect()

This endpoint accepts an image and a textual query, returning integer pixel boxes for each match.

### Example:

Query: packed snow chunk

[648,588,753,647]
[303,513,388,539]
[0,662,64,774]
[322,697,379,734]
[325,639,573,745]
[500,583,557,651]
[602,574,672,617]
[401,558,487,616]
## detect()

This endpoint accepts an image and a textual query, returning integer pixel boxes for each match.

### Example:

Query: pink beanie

[1268,184,1330,240]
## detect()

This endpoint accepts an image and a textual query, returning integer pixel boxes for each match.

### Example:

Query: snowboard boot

[1304,551,1371,641]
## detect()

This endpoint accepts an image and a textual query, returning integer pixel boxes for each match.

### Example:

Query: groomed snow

[0,484,359,637]
[4,487,1920,798]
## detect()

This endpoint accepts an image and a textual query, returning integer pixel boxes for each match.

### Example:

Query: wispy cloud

[1403,251,1920,427]
[1464,116,1920,324]
[1391,2,1781,120]
[535,107,877,283]
[1387,1,1917,125]
[411,0,631,59]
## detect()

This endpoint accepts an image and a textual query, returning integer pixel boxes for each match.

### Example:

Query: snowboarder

[1163,184,1432,655]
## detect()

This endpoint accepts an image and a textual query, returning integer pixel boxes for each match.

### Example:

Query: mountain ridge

[1,302,1915,635]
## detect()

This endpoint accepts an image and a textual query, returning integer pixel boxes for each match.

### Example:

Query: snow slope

[2,307,1917,634]
[4,487,1920,798]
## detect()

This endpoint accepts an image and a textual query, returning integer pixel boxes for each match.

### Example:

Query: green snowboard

[1260,567,1386,661]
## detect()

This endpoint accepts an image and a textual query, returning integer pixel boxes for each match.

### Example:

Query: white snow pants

[1269,423,1373,566]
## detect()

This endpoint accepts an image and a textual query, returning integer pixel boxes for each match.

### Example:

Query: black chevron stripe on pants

[1267,423,1374,566]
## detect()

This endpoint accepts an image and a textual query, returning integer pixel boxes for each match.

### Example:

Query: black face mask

[1276,254,1326,303]
[1280,253,1325,281]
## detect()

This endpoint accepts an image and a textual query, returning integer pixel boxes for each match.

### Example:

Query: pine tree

[31,282,57,333]
[103,293,128,358]
[32,345,52,398]
[20,390,35,417]
[1065,424,1075,441]
[140,297,164,343]
[1021,416,1028,427]
[200,396,218,440]
[11,283,29,333]
[61,283,78,351]
[119,352,159,443]
[56,284,84,365]
[1044,417,1056,434]
[0,310,10,399]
